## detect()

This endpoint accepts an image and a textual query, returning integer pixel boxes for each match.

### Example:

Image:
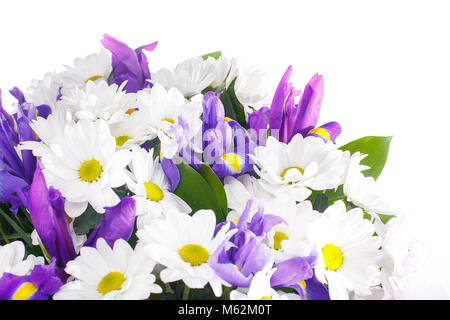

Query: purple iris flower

[0,89,49,212]
[250,66,341,144]
[202,92,256,179]
[101,34,157,93]
[0,258,63,300]
[161,156,180,192]
[29,165,137,269]
[209,200,283,287]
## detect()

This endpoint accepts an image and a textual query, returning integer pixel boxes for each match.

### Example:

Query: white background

[1,0,450,298]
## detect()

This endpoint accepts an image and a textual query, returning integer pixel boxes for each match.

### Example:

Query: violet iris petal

[247,106,269,145]
[270,255,316,288]
[290,73,324,138]
[161,157,180,192]
[0,259,62,300]
[84,197,136,248]
[9,87,25,105]
[29,166,76,267]
[101,34,157,93]
[268,66,293,132]
[306,121,341,142]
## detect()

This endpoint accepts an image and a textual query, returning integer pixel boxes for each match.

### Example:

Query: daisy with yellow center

[307,201,383,300]
[33,119,131,218]
[53,239,161,300]
[137,209,236,298]
[125,146,191,229]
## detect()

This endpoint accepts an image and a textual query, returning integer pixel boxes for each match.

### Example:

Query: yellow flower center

[79,159,103,183]
[97,272,126,295]
[125,108,136,115]
[224,116,232,122]
[116,135,131,147]
[280,166,304,179]
[84,75,103,83]
[322,244,344,271]
[308,128,330,141]
[221,153,241,173]
[13,282,38,300]
[163,118,175,124]
[299,280,307,291]
[178,244,210,266]
[273,231,289,250]
[144,182,164,202]
[260,296,273,300]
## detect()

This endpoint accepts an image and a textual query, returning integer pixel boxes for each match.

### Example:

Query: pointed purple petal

[161,157,180,192]
[84,197,136,248]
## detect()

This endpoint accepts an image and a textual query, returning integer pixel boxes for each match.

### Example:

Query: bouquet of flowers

[0,34,418,300]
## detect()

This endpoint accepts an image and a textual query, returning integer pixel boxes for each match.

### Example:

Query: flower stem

[182,285,190,300]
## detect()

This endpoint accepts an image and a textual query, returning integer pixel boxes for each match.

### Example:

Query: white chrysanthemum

[137,209,236,297]
[307,201,383,300]
[24,72,61,110]
[0,241,44,278]
[37,119,131,217]
[59,80,136,124]
[109,110,154,149]
[230,263,300,300]
[210,56,238,90]
[137,84,202,159]
[265,201,319,262]
[20,105,73,157]
[53,238,161,300]
[57,49,112,89]
[234,65,273,112]
[151,56,216,97]
[250,134,347,202]
[125,146,191,228]
[223,174,277,219]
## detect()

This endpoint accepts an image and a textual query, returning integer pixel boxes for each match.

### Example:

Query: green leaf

[202,51,222,60]
[0,207,33,248]
[73,205,104,235]
[174,163,225,223]
[339,136,393,180]
[378,213,396,224]
[197,163,228,217]
[219,78,247,128]
[313,193,329,212]
[324,185,346,204]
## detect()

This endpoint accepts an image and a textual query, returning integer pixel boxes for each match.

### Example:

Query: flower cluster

[0,34,417,300]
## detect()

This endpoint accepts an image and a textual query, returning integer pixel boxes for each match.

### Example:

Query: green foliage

[73,204,104,236]
[219,78,247,128]
[339,136,393,180]
[312,193,329,213]
[174,163,226,223]
[202,51,222,60]
[197,163,228,218]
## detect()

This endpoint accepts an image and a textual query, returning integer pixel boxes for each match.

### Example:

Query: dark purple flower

[101,34,157,93]
[84,197,136,248]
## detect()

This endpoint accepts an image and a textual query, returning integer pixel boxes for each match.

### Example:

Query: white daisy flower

[151,56,216,97]
[59,80,136,124]
[307,201,383,300]
[0,241,44,278]
[24,72,61,110]
[57,49,112,89]
[210,56,238,90]
[20,105,73,157]
[37,119,131,217]
[223,174,277,219]
[264,201,319,263]
[137,83,202,159]
[125,146,191,228]
[230,263,300,300]
[234,64,273,113]
[250,134,348,202]
[109,110,154,149]
[53,238,161,300]
[137,209,236,297]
